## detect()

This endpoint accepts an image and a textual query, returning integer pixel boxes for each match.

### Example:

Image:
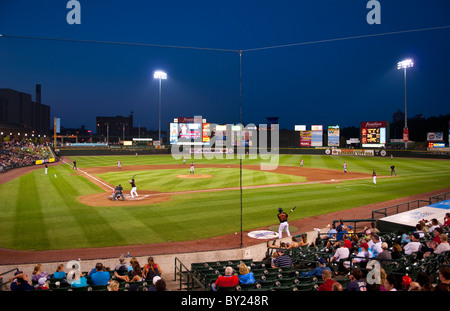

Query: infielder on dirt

[277,207,291,239]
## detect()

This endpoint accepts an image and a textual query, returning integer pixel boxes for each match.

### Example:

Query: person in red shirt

[318,270,335,291]
[212,267,239,291]
[443,213,450,227]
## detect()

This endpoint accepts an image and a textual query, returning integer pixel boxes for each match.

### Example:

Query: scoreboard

[361,121,388,148]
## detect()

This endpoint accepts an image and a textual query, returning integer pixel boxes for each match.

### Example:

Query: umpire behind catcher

[112,184,126,201]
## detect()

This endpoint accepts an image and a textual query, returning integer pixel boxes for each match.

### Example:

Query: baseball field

[0,154,449,251]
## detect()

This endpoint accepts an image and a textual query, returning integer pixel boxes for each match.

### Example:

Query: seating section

[191,225,450,291]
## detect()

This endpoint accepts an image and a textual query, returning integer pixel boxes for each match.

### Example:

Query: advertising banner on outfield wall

[328,126,340,147]
[300,130,311,147]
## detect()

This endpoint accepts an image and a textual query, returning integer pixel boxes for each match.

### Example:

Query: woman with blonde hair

[237,262,255,284]
[108,280,120,291]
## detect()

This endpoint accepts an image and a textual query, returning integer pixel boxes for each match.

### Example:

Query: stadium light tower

[397,59,413,150]
[154,70,167,145]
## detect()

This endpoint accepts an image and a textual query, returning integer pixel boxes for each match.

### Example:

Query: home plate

[128,194,151,200]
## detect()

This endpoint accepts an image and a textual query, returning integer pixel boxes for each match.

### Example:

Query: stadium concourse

[0,158,449,292]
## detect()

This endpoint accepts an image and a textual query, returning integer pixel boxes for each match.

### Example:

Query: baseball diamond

[0,154,449,255]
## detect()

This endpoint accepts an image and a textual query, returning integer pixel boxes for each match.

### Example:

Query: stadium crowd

[2,215,450,292]
[0,140,50,171]
[3,256,167,292]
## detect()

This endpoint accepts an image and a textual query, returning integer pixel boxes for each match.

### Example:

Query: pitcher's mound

[176,174,213,179]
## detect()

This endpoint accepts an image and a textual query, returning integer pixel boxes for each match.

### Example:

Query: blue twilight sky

[0,0,449,132]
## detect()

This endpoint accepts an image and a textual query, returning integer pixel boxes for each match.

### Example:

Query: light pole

[397,59,413,149]
[153,70,167,145]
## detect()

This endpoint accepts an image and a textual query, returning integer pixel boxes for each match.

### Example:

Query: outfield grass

[0,154,449,251]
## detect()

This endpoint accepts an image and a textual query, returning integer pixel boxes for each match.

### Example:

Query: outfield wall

[57,146,450,159]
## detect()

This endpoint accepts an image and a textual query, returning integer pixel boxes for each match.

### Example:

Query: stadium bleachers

[189,224,450,292]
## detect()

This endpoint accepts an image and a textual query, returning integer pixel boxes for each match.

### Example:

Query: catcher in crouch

[129,178,138,198]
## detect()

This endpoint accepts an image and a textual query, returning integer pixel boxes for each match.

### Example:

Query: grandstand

[1,193,449,292]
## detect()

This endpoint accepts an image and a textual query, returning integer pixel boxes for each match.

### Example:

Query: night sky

[0,1,449,132]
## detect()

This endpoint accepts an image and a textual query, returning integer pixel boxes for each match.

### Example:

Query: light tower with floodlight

[397,59,413,149]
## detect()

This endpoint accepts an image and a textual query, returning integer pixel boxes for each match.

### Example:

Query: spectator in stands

[416,272,433,291]
[326,223,337,238]
[336,225,348,241]
[414,222,426,238]
[427,218,441,233]
[298,234,308,247]
[238,262,255,284]
[31,264,48,285]
[70,272,88,288]
[89,263,110,286]
[148,276,168,291]
[318,269,335,291]
[432,227,443,244]
[375,242,392,267]
[403,233,422,255]
[435,266,450,291]
[52,264,67,280]
[435,233,450,255]
[143,256,162,281]
[332,282,343,291]
[391,243,403,260]
[211,266,239,291]
[384,274,399,291]
[443,213,450,227]
[113,265,129,283]
[128,261,145,282]
[351,242,371,265]
[114,257,128,271]
[330,240,349,274]
[336,219,345,232]
[408,281,421,291]
[301,257,331,277]
[369,234,383,257]
[285,236,299,249]
[107,280,120,291]
[36,277,49,290]
[271,248,293,268]
[346,268,367,291]
[402,275,412,291]
[9,271,35,291]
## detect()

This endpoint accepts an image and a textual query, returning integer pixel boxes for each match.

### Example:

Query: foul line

[60,158,114,191]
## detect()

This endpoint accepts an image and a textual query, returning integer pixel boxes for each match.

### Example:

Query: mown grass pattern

[0,154,448,250]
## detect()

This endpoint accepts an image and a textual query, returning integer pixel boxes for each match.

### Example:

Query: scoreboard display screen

[170,122,211,145]
[361,121,387,147]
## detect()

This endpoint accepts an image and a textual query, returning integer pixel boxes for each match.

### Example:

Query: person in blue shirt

[301,258,331,277]
[89,263,110,286]
[52,264,67,280]
[238,263,255,284]
[71,274,88,288]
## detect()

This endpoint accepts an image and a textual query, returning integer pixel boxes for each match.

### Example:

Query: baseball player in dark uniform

[277,208,291,239]
[129,178,138,198]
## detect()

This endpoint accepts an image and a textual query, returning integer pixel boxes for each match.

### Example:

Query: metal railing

[372,199,431,220]
[174,257,205,291]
